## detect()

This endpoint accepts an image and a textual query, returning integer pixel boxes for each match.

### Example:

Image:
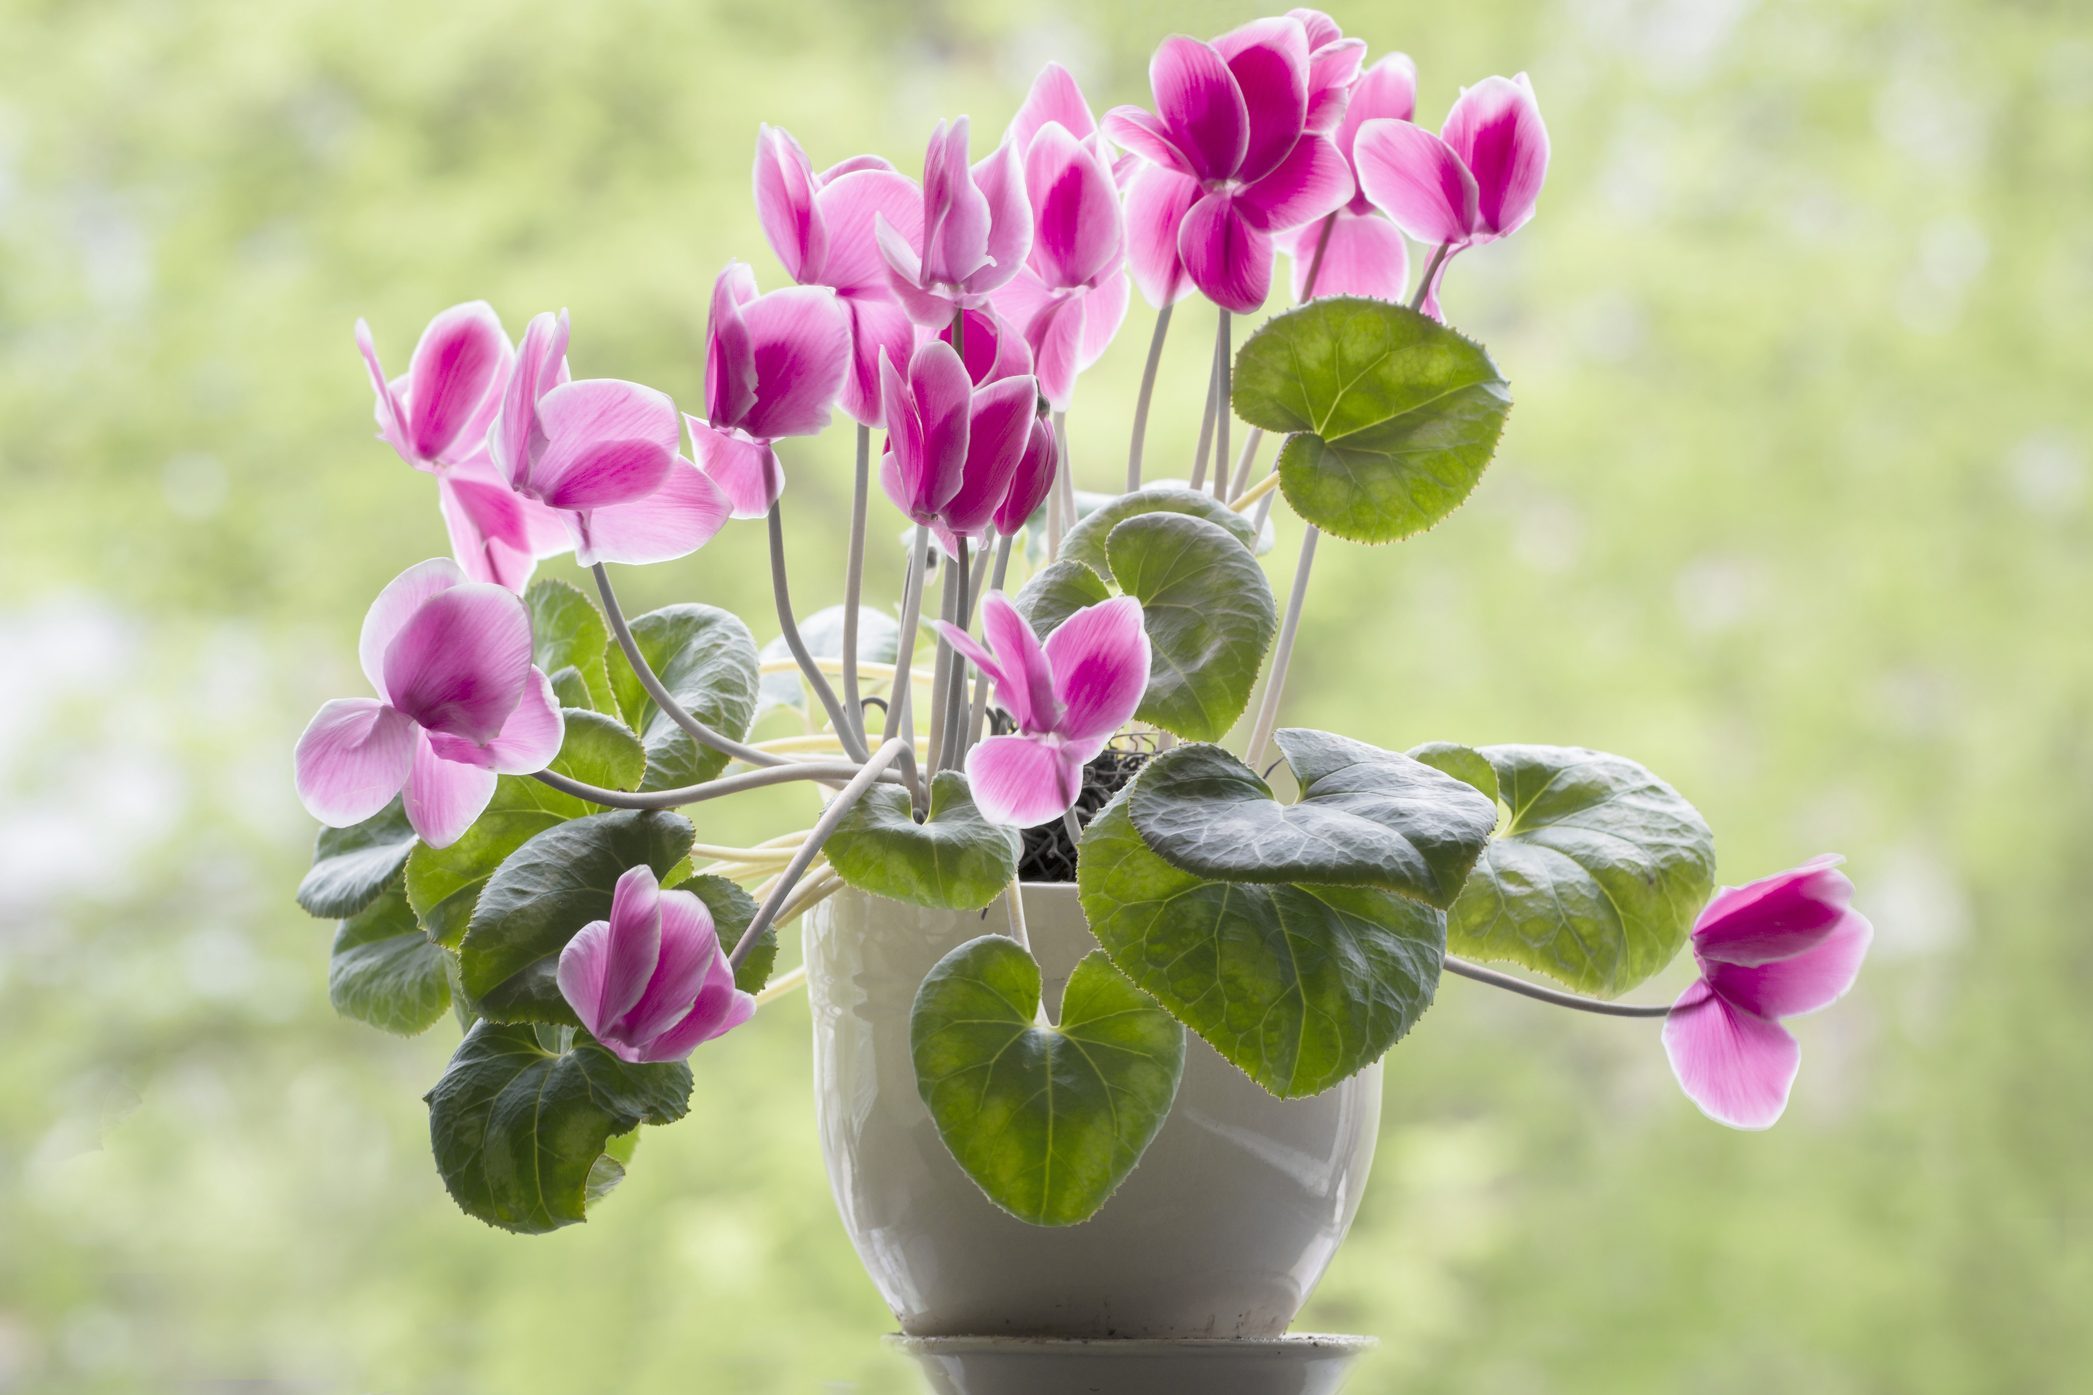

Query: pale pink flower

[557,866,755,1063]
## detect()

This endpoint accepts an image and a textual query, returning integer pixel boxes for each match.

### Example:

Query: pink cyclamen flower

[556,865,756,1064]
[992,412,1058,538]
[989,64,1131,411]
[875,117,1034,327]
[356,303,570,591]
[293,558,563,848]
[936,593,1151,828]
[689,261,852,519]
[486,310,730,566]
[1662,856,1873,1130]
[1353,72,1550,317]
[754,127,923,426]
[1105,17,1352,313]
[937,306,1035,386]
[1279,53,1417,302]
[1287,9,1368,133]
[878,340,1038,556]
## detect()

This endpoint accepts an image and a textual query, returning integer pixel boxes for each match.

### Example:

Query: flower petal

[922,118,993,291]
[939,306,1033,385]
[940,374,1038,541]
[1010,61,1098,151]
[836,295,916,427]
[556,919,616,1040]
[1101,107,1196,177]
[602,865,667,1025]
[430,666,565,774]
[1024,123,1124,291]
[705,262,760,429]
[1150,35,1248,181]
[741,286,850,439]
[1284,209,1409,301]
[527,378,680,510]
[965,732,1086,828]
[614,889,721,1045]
[689,418,783,521]
[438,474,541,592]
[1708,910,1872,1021]
[642,949,757,1060]
[578,457,732,566]
[1026,293,1085,410]
[815,168,923,296]
[969,135,1034,297]
[1076,269,1129,369]
[1211,16,1310,184]
[380,582,534,742]
[881,340,973,521]
[1237,132,1350,233]
[1303,36,1366,133]
[293,698,418,827]
[755,124,826,284]
[354,318,413,461]
[1335,54,1419,171]
[980,592,1058,733]
[1123,164,1203,308]
[402,731,498,849]
[1441,72,1549,238]
[487,309,571,490]
[1042,594,1150,746]
[995,414,1058,536]
[1692,855,1854,966]
[1661,979,1801,1131]
[1178,191,1274,314]
[358,558,467,696]
[1353,117,1479,248]
[404,301,512,465]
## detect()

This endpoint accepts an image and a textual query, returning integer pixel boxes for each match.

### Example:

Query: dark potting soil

[1013,738,1155,884]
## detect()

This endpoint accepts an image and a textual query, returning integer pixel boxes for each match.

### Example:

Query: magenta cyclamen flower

[992,413,1058,538]
[1279,53,1417,302]
[938,306,1035,386]
[936,594,1151,828]
[875,118,1033,328]
[1105,17,1352,313]
[754,127,923,426]
[1287,8,1368,133]
[293,558,563,848]
[989,64,1130,411]
[1662,856,1873,1130]
[689,261,852,519]
[356,303,569,591]
[486,311,730,566]
[1353,73,1550,316]
[878,340,1038,556]
[556,865,756,1064]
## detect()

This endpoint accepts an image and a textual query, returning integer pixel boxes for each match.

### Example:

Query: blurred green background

[3,0,2087,1389]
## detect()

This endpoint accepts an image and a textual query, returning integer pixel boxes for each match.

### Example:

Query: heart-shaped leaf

[1105,513,1276,741]
[1059,486,1257,583]
[1013,559,1112,639]
[1080,788,1445,1098]
[603,604,760,790]
[757,604,899,720]
[911,935,1186,1227]
[456,809,694,1022]
[426,1022,691,1234]
[1443,744,1715,996]
[1130,732,1497,908]
[297,797,418,919]
[405,776,591,948]
[526,577,617,714]
[550,707,646,791]
[329,881,452,1036]
[1233,297,1511,544]
[825,771,1020,911]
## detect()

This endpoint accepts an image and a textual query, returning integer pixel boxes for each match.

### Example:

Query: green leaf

[1232,297,1511,544]
[603,604,760,790]
[671,873,775,994]
[1105,513,1276,741]
[1012,559,1112,639]
[911,936,1185,1227]
[328,881,452,1036]
[757,604,899,719]
[825,771,1020,910]
[1406,740,1501,805]
[1079,790,1445,1098]
[296,798,417,919]
[1446,744,1716,997]
[1059,486,1257,583]
[426,1022,691,1234]
[405,776,591,948]
[550,707,646,791]
[1129,733,1498,909]
[526,577,616,714]
[457,809,695,1023]
[585,1128,642,1207]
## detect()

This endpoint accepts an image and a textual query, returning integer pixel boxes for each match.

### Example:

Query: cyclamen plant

[294,11,1871,1235]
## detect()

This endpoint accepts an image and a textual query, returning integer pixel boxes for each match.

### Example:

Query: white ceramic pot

[805,883,1381,1339]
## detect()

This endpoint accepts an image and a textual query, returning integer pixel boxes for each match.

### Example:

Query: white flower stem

[967,534,1014,746]
[840,421,871,747]
[1212,307,1232,503]
[1244,523,1319,769]
[1445,956,1672,1018]
[1126,302,1173,491]
[769,499,869,763]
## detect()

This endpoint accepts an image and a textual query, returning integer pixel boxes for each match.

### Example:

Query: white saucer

[888,1333,1375,1395]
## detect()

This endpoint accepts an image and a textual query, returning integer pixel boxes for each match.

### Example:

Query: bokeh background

[3,0,2088,1389]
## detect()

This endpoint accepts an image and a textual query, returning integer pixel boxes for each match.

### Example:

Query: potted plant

[290,7,1873,1371]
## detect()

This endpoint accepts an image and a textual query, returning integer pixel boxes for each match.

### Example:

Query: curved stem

[1445,956,1673,1018]
[729,738,909,970]
[939,537,972,772]
[1054,407,1078,524]
[1300,214,1336,301]
[1211,307,1232,503]
[769,500,869,763]
[926,548,958,779]
[592,563,789,772]
[1126,302,1173,491]
[840,421,871,748]
[1244,523,1319,768]
[1188,330,1219,491]
[533,758,893,810]
[1230,467,1281,513]
[884,524,932,807]
[1410,242,1452,314]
